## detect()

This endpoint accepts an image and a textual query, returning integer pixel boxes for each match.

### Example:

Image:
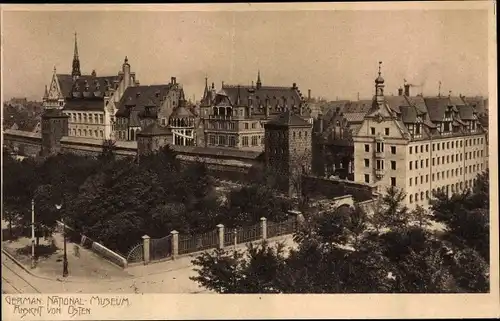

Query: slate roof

[64,98,104,111]
[115,84,175,117]
[137,122,172,137]
[58,74,121,99]
[210,84,305,115]
[265,110,311,127]
[170,105,194,118]
[172,145,263,160]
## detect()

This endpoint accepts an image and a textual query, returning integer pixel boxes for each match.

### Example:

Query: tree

[99,139,117,162]
[223,184,291,228]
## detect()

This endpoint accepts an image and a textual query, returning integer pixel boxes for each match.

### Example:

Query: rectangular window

[391,161,396,170]
[376,142,384,153]
[451,155,454,162]
[426,174,429,183]
[409,178,413,186]
[228,136,236,147]
[218,135,227,146]
[376,160,384,170]
[437,144,440,151]
[447,142,450,149]
[409,161,413,170]
[245,123,249,130]
[432,144,435,151]
[432,173,435,181]
[432,158,435,166]
[415,161,418,169]
[420,176,423,184]
[162,118,167,126]
[415,146,418,154]
[371,127,375,135]
[385,128,390,135]
[415,176,418,186]
[391,177,396,186]
[252,122,256,129]
[251,136,258,146]
[242,136,249,146]
[391,146,396,154]
[209,135,216,145]
[426,144,429,152]
[420,145,423,153]
[364,144,369,152]
[426,159,429,167]
[364,174,370,183]
[364,159,370,167]
[420,160,423,168]
[409,146,413,154]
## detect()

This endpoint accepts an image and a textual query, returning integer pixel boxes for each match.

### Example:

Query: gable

[48,74,64,100]
[355,116,407,140]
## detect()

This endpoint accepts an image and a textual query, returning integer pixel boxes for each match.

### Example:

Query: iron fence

[150,235,172,261]
[223,228,236,247]
[126,242,144,263]
[236,223,262,245]
[267,217,297,239]
[178,229,219,255]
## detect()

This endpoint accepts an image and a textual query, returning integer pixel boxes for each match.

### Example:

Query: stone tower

[264,110,313,197]
[41,109,69,157]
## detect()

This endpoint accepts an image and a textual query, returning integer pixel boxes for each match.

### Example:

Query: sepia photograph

[1,2,498,320]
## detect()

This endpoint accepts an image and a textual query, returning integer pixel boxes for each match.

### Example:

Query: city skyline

[2,7,490,102]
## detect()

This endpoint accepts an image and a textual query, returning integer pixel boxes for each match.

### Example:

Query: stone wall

[302,175,376,202]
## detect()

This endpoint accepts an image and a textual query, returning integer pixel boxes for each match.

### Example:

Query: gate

[150,235,172,261]
[126,243,144,264]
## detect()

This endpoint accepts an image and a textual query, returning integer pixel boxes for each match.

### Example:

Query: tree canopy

[191,181,490,293]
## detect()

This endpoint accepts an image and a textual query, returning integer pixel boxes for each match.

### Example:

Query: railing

[236,223,262,245]
[267,218,297,239]
[224,229,236,247]
[150,235,172,261]
[178,229,219,255]
[126,243,144,264]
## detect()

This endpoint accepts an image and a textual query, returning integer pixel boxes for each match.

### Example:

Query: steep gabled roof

[115,84,175,117]
[57,74,121,99]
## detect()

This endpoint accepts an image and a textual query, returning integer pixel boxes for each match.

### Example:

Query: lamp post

[31,198,36,269]
[55,204,68,277]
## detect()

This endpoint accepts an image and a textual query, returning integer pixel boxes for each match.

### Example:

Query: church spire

[256,70,262,89]
[72,32,81,79]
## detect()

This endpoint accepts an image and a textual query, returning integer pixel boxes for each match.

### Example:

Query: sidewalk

[3,231,296,293]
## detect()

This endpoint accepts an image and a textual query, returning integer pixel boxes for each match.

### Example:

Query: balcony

[374,151,385,159]
[375,169,385,179]
[208,115,233,120]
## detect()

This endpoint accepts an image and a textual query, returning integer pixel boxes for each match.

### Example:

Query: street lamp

[31,198,36,269]
[55,204,68,277]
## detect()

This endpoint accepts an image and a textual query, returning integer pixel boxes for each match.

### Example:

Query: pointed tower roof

[43,85,49,99]
[72,32,81,79]
[256,70,262,89]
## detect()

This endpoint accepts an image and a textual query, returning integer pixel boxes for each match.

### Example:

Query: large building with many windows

[198,73,312,151]
[42,34,139,140]
[314,62,488,209]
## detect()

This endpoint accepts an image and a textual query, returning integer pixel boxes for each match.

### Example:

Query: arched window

[415,193,419,202]
[409,195,413,203]
[420,192,424,200]
[83,129,87,136]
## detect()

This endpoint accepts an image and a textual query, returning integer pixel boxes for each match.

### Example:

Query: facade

[114,77,185,141]
[168,91,197,146]
[345,63,488,209]
[42,34,139,140]
[264,110,313,196]
[199,73,312,152]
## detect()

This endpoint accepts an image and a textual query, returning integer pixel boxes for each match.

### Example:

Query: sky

[2,6,490,102]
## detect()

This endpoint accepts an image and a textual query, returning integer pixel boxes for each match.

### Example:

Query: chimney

[292,83,297,89]
[398,87,404,96]
[317,113,324,133]
[404,84,410,96]
[265,98,270,118]
[308,89,311,101]
[171,77,176,85]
